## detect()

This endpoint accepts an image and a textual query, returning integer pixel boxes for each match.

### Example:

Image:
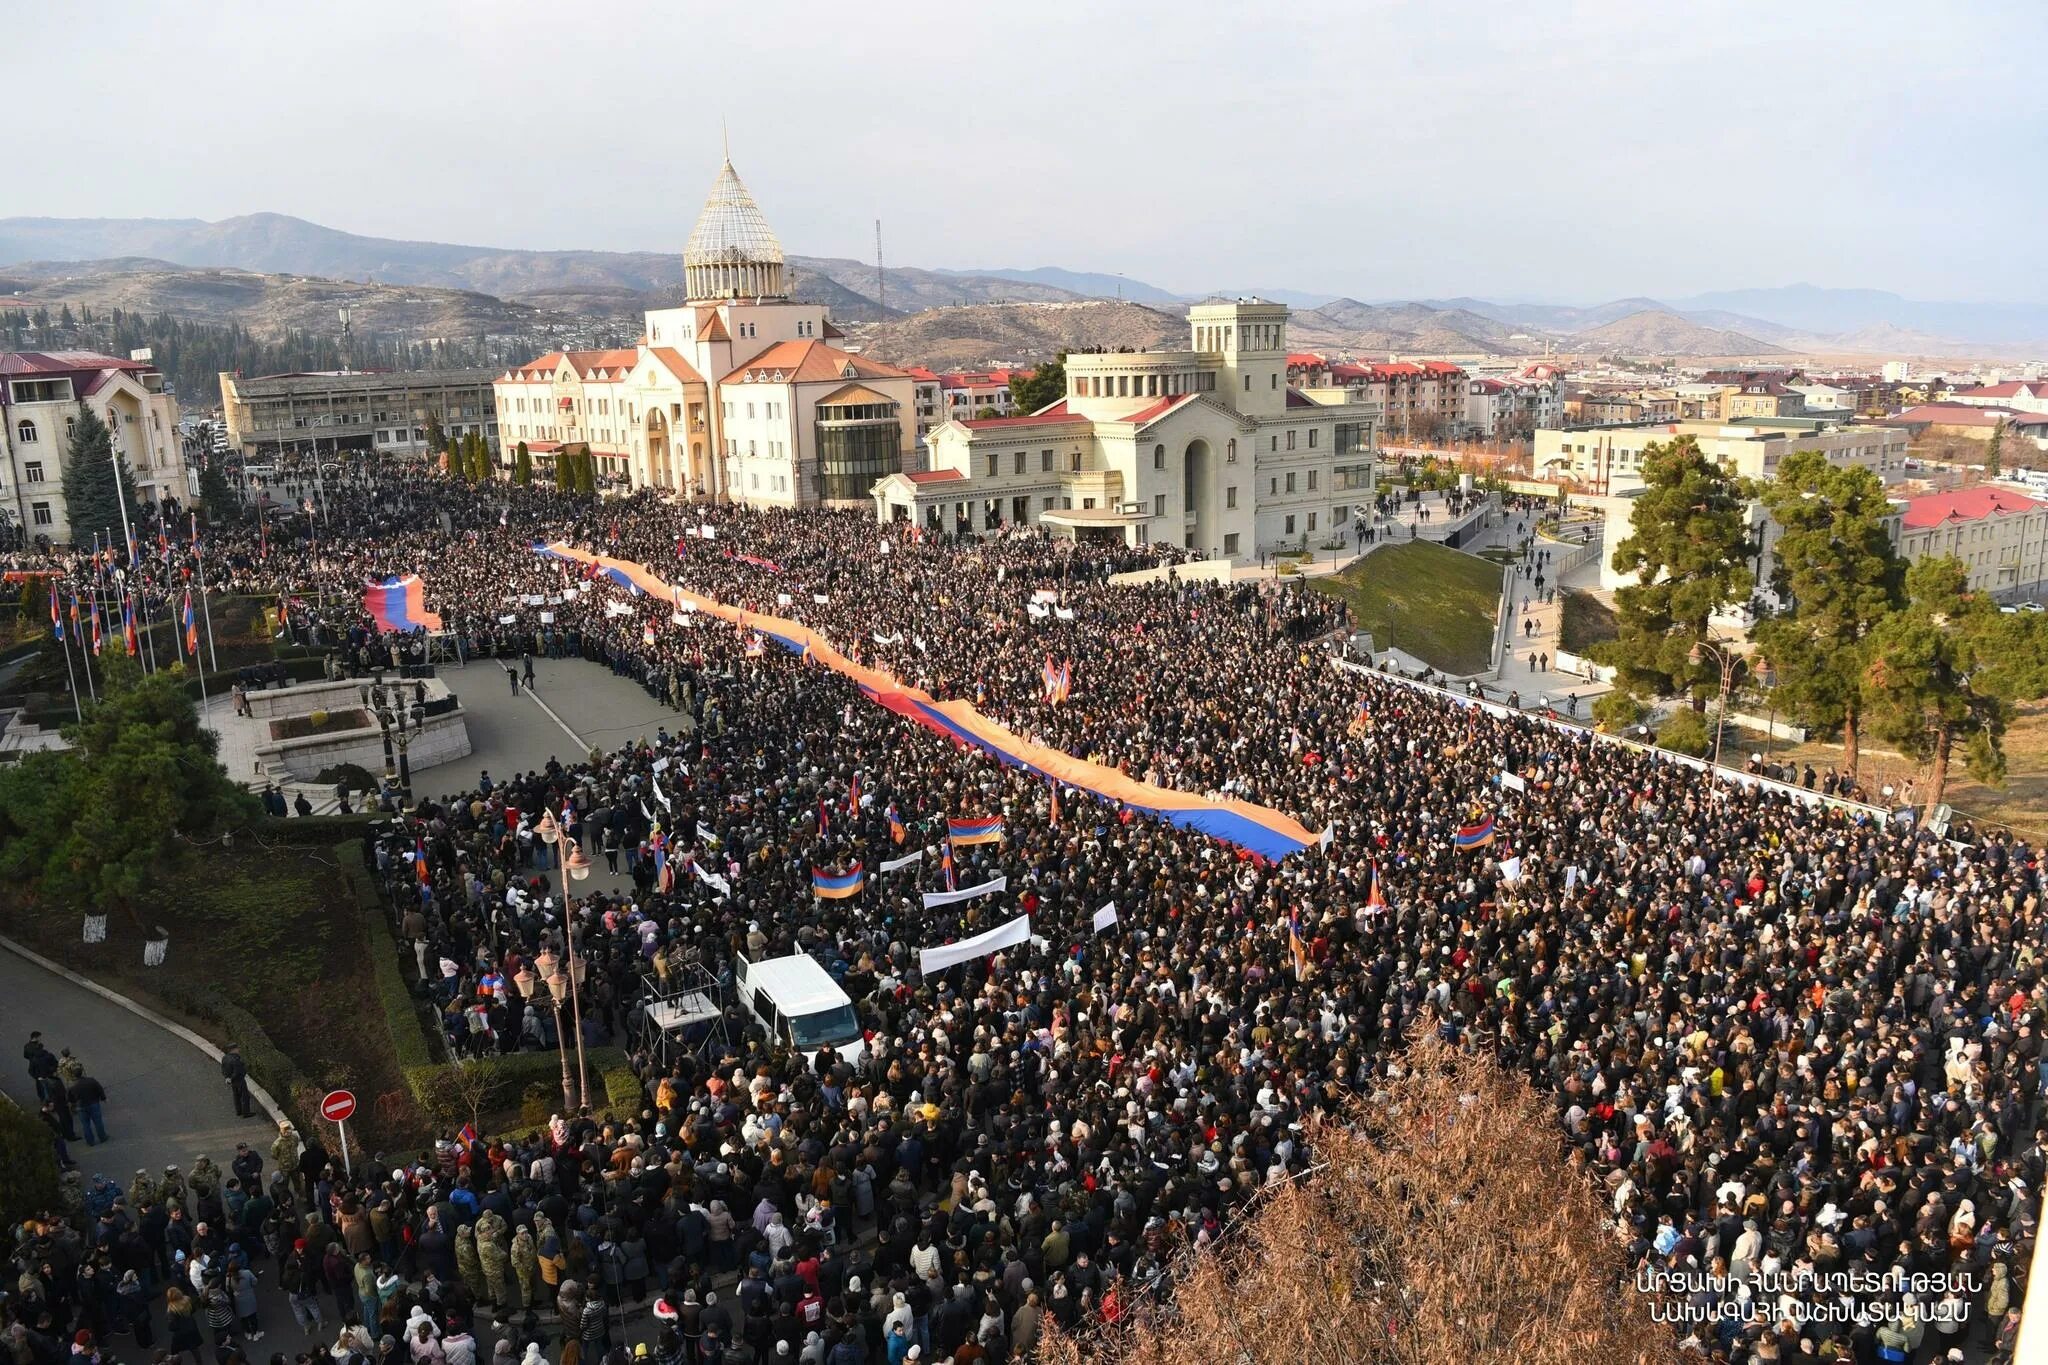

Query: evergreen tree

[552,446,569,493]
[1985,420,2005,478]
[1751,452,1905,777]
[514,441,533,487]
[1007,353,1068,413]
[197,457,240,524]
[1863,558,2048,813]
[59,406,138,548]
[1591,436,1756,707]
[0,654,257,916]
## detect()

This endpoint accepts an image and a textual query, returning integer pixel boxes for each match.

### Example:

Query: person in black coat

[220,1044,255,1119]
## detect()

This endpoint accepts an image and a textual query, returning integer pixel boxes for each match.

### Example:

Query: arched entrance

[1183,438,1213,553]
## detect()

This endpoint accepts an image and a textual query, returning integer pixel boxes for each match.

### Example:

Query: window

[1153,444,1165,470]
[22,461,43,483]
[1308,429,1318,449]
[1287,430,1297,451]
[1082,498,1096,510]
[1224,532,1240,555]
[1243,375,1251,392]
[1269,478,1277,496]
[1070,452,1082,472]
[987,455,999,478]
[1308,512,1318,532]
[30,501,51,527]
[1043,496,1055,512]
[1270,436,1278,452]
[1226,439,1237,464]
[1308,470,1318,491]
[1154,493,1166,516]
[1225,485,1237,509]
[15,420,36,444]
[1040,449,1052,472]
[1284,515,1296,535]
[1285,472,1296,493]
[1270,374,1278,390]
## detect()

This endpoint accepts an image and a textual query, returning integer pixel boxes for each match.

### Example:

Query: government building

[1,350,190,545]
[492,158,915,507]
[872,301,1379,559]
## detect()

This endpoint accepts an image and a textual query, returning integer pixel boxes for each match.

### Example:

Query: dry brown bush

[1040,1034,1680,1365]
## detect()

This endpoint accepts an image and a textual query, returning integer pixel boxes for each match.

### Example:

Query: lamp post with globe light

[534,808,591,1110]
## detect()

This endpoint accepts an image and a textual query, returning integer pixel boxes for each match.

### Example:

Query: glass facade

[816,410,902,501]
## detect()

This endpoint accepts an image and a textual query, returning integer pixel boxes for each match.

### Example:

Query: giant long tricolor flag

[812,863,866,900]
[363,575,445,633]
[532,542,1324,861]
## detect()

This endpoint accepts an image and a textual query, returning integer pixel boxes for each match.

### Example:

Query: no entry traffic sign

[320,1089,357,1123]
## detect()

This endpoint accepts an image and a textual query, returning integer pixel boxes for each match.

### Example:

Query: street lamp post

[535,809,591,1111]
[1690,637,1747,772]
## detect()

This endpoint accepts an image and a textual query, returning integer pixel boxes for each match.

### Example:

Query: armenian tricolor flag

[1288,909,1309,979]
[813,863,865,900]
[744,631,765,658]
[121,594,138,657]
[948,815,1004,847]
[49,581,63,643]
[183,591,199,657]
[886,803,906,846]
[88,599,102,655]
[847,771,861,816]
[940,843,956,892]
[1366,864,1388,915]
[1455,816,1496,850]
[363,575,444,633]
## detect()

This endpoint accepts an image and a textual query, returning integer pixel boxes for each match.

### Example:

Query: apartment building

[1,350,188,544]
[220,367,499,464]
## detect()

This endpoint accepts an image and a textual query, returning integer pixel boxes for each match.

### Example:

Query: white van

[734,952,866,1065]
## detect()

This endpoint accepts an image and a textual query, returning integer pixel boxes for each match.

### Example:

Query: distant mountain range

[1,213,2039,360]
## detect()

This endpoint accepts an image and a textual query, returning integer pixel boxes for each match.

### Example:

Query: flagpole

[193,514,219,672]
[54,591,82,724]
[73,595,95,703]
[187,594,211,718]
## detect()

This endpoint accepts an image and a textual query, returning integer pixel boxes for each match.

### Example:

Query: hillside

[851,301,1182,369]
[0,259,575,342]
[1568,309,1783,357]
[1290,298,1533,354]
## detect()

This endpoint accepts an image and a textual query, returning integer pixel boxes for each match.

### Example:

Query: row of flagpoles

[44,513,220,720]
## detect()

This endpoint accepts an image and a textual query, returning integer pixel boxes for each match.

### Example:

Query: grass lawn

[1310,541,1503,674]
[1736,699,2048,841]
[1560,590,1619,654]
[1,831,425,1152]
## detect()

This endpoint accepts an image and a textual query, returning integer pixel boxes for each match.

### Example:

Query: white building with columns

[873,301,1378,559]
[494,156,915,507]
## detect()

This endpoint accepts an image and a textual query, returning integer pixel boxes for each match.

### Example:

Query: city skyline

[10,0,2046,304]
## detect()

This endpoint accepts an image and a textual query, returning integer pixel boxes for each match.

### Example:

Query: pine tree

[1751,451,1905,777]
[514,441,533,487]
[59,407,138,548]
[1986,420,2005,478]
[1592,436,1756,707]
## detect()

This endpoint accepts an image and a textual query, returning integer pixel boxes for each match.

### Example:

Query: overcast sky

[13,0,2044,303]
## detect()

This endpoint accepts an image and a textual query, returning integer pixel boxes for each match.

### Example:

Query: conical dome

[684,159,786,301]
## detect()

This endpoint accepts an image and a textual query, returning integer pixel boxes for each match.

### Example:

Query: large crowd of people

[5,460,2044,1365]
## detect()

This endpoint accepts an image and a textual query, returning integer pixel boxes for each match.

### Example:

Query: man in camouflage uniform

[188,1154,222,1204]
[158,1164,188,1210]
[271,1122,303,1210]
[129,1168,158,1212]
[509,1224,538,1313]
[455,1221,487,1300]
[474,1207,510,1317]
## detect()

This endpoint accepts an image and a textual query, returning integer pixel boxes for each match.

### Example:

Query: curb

[0,932,287,1126]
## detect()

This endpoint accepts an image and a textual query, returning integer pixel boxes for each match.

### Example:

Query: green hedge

[365,905,438,1070]
[152,979,311,1106]
[263,813,380,843]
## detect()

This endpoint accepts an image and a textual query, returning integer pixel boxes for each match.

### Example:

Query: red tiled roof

[1286,353,1327,367]
[725,340,908,385]
[959,411,1086,430]
[1894,404,2010,427]
[647,347,704,384]
[0,350,151,376]
[1032,399,1070,417]
[1117,392,1203,426]
[699,313,731,343]
[1956,381,2048,399]
[905,469,967,484]
[1903,486,2044,529]
[906,366,941,382]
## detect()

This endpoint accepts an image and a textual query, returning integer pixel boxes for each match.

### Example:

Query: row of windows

[722,400,786,421]
[1072,371,1218,400]
[1267,471,1319,495]
[746,473,792,493]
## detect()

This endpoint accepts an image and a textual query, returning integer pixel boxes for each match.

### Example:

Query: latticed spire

[684,158,786,301]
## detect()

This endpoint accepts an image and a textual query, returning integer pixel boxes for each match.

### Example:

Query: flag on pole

[817,799,831,836]
[1048,779,1061,824]
[126,525,140,567]
[812,863,866,900]
[886,803,905,845]
[1288,909,1309,979]
[122,594,137,656]
[49,582,63,643]
[1454,815,1497,850]
[183,591,199,657]
[415,836,431,884]
[948,815,1004,847]
[1366,864,1388,915]
[847,771,861,817]
[940,843,956,892]
[457,1122,480,1147]
[89,599,102,655]
[68,592,80,640]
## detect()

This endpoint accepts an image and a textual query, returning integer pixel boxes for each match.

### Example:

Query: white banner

[873,632,903,646]
[700,524,716,540]
[880,848,925,873]
[1499,856,1525,884]
[919,913,1030,975]
[776,593,793,607]
[1055,607,1076,621]
[498,614,517,624]
[879,539,892,556]
[696,821,721,847]
[921,875,1007,909]
[1092,903,1118,933]
[652,757,671,774]
[1027,602,1050,618]
[1498,771,1526,792]
[1032,590,1059,604]
[605,600,633,617]
[653,775,672,810]
[813,593,830,605]
[539,611,555,624]
[692,861,731,898]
